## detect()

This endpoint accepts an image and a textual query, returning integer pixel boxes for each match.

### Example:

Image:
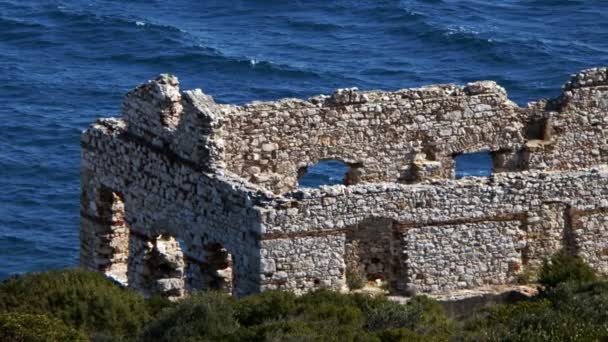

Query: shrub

[235,319,324,342]
[462,280,608,341]
[296,288,360,307]
[538,251,597,289]
[547,281,608,327]
[234,290,394,341]
[406,296,454,337]
[235,290,297,326]
[238,319,381,342]
[0,268,150,340]
[375,328,427,342]
[0,312,87,342]
[459,252,605,341]
[365,296,453,341]
[140,291,239,342]
[145,294,176,318]
[365,299,425,331]
[302,302,365,326]
[346,267,366,290]
[516,268,537,285]
[462,300,553,340]
[138,288,459,341]
[295,290,366,329]
[461,299,607,341]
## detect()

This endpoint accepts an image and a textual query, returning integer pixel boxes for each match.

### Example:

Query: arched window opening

[298,160,350,188]
[454,151,494,179]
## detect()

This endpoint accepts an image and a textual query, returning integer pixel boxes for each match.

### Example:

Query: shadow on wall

[345,217,408,295]
[91,185,236,299]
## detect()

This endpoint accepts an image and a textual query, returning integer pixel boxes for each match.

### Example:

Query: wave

[0,16,53,44]
[10,4,329,85]
[0,16,47,30]
[523,0,585,6]
[91,40,325,82]
[1,0,607,282]
[284,17,345,32]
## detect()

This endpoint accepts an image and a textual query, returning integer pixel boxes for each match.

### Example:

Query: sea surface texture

[1,0,607,279]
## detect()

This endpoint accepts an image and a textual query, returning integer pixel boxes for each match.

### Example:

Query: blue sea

[1,0,607,280]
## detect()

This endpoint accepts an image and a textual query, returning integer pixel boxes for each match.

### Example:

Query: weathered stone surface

[81,67,608,297]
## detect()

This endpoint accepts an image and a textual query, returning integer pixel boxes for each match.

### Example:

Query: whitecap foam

[445,25,479,37]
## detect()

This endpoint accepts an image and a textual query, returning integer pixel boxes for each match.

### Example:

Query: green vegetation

[0,269,151,341]
[141,291,239,341]
[0,313,86,342]
[0,252,607,341]
[461,281,608,341]
[345,267,366,290]
[538,250,597,289]
[461,251,607,341]
[142,289,453,341]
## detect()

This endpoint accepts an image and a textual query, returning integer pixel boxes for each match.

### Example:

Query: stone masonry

[81,67,608,298]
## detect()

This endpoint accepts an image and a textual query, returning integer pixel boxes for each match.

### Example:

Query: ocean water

[1,0,607,280]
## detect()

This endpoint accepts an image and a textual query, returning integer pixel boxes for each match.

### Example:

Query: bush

[236,319,321,342]
[376,328,427,342]
[365,296,453,341]
[516,268,537,285]
[346,267,366,290]
[0,312,87,342]
[462,300,552,341]
[237,319,382,342]
[236,291,297,326]
[239,319,362,342]
[296,289,362,308]
[305,302,365,326]
[140,291,239,342]
[237,290,453,341]
[237,290,382,341]
[462,280,608,341]
[0,268,150,340]
[539,251,597,289]
[141,289,453,341]
[547,281,608,327]
[145,294,176,318]
[461,299,607,341]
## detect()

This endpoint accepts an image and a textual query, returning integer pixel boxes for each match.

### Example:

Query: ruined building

[81,67,608,298]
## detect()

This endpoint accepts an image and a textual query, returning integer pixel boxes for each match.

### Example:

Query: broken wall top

[115,67,608,194]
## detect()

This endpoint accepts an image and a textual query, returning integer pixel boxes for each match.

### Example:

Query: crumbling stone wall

[127,234,186,299]
[80,116,267,297]
[218,83,528,193]
[257,169,608,294]
[81,67,608,297]
[217,68,608,193]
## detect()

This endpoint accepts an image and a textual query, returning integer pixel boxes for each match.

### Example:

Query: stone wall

[81,67,608,298]
[218,83,528,193]
[256,169,608,294]
[80,117,269,297]
[217,68,608,193]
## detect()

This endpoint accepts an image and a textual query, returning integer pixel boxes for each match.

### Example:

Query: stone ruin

[80,67,608,298]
